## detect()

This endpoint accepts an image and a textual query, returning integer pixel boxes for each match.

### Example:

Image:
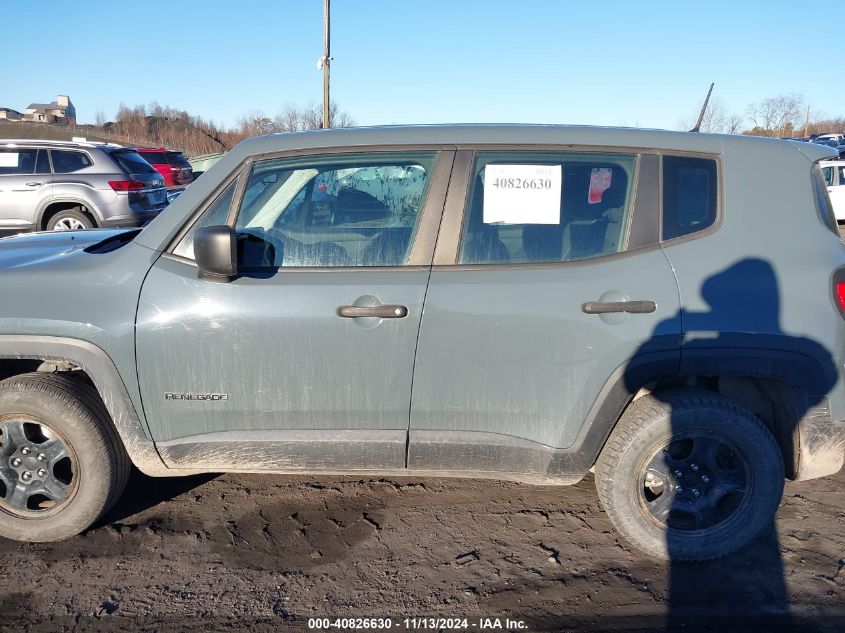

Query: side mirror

[195,225,237,280]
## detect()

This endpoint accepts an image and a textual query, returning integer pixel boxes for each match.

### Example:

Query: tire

[595,389,784,562]
[0,373,130,542]
[46,207,94,231]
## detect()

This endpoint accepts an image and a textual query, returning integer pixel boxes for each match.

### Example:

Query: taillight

[833,269,845,318]
[109,180,146,192]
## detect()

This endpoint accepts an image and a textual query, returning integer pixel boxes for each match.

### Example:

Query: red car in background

[135,147,194,189]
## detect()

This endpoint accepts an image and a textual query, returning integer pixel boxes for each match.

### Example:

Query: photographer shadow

[623,258,838,632]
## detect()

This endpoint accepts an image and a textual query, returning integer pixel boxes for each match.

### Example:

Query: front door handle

[25,182,42,187]
[582,300,656,314]
[337,304,408,319]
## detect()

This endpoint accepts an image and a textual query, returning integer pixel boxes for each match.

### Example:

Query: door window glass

[234,152,436,267]
[0,148,38,175]
[459,152,636,264]
[822,166,834,186]
[51,150,92,173]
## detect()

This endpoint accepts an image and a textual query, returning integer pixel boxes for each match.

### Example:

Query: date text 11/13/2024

[307,617,529,630]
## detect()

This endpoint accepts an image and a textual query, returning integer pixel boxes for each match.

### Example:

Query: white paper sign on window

[0,152,20,168]
[483,164,562,224]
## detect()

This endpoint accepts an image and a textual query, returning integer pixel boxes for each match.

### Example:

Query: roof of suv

[228,124,838,163]
[136,147,184,155]
[0,139,127,151]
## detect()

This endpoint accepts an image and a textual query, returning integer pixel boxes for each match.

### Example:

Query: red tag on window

[588,168,612,204]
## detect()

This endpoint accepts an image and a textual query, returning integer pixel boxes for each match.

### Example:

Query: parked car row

[787,133,845,159]
[0,140,193,236]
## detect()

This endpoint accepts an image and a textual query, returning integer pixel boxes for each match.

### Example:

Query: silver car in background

[0,140,167,235]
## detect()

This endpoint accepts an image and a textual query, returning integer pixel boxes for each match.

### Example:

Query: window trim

[164,145,454,271]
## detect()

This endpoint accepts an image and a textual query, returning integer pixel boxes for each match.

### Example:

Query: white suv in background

[821,160,845,222]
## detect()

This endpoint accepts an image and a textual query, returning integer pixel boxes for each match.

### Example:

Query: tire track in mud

[0,470,842,631]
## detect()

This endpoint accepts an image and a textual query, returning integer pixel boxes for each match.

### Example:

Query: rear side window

[139,151,166,165]
[111,150,158,175]
[0,148,38,175]
[35,149,50,174]
[166,152,190,167]
[662,156,718,240]
[51,150,92,174]
[822,166,834,186]
[459,152,636,264]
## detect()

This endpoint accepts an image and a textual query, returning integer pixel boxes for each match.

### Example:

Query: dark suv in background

[0,140,167,234]
[135,147,194,190]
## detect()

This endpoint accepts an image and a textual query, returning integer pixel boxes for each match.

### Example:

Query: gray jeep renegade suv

[0,125,842,561]
[0,139,167,235]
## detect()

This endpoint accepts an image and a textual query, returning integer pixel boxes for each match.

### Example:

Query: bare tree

[677,98,740,134]
[726,114,744,135]
[746,94,804,137]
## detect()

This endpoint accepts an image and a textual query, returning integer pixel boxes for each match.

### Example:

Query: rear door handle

[25,182,43,187]
[582,300,656,314]
[337,305,408,319]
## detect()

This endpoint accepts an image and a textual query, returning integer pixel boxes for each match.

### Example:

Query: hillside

[0,120,118,145]
[0,117,230,157]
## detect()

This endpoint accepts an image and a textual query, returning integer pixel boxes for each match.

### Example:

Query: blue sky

[0,0,840,130]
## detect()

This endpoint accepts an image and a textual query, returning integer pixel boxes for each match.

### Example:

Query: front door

[409,150,683,480]
[136,148,452,471]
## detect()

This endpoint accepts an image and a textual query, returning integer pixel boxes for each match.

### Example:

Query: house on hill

[0,108,23,121]
[22,96,76,125]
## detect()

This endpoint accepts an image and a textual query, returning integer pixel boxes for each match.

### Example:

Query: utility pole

[803,104,811,138]
[321,0,331,129]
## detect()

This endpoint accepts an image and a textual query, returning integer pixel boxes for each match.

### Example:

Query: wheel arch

[37,197,101,230]
[582,348,835,480]
[0,336,169,476]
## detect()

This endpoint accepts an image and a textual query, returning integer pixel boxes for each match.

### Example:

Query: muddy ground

[0,468,843,632]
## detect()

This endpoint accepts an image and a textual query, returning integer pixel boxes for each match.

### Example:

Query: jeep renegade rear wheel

[595,390,784,562]
[0,373,130,541]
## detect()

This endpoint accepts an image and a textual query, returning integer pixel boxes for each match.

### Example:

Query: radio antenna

[690,82,715,133]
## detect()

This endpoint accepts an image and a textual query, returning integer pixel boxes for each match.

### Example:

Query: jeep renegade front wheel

[0,373,130,542]
[595,390,784,562]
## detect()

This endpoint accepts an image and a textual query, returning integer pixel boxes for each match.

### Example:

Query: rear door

[135,147,452,471]
[409,149,682,480]
[0,147,51,233]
